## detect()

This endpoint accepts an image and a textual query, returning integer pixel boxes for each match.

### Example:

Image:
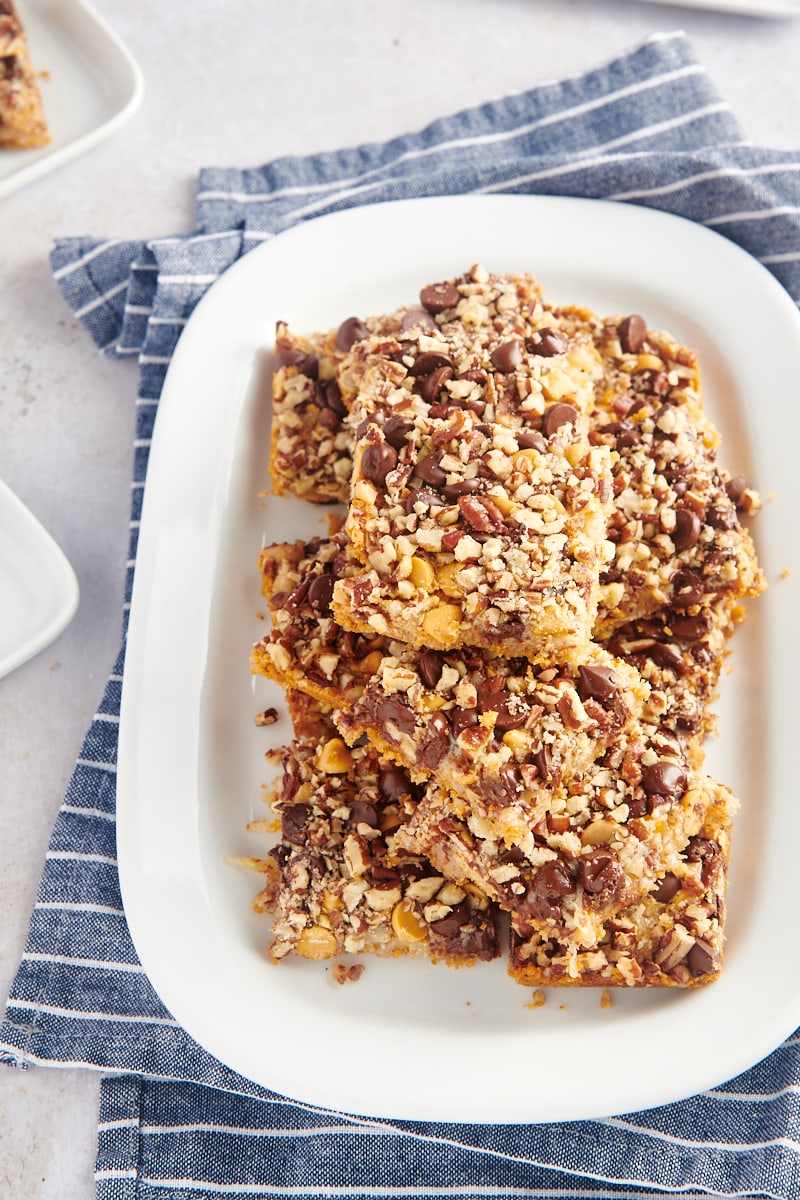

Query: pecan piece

[458,494,508,533]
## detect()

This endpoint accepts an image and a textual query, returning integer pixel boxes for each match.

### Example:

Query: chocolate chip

[461,367,488,385]
[528,328,567,357]
[649,642,685,674]
[652,873,681,903]
[430,711,451,736]
[613,420,643,449]
[626,794,651,819]
[523,858,574,920]
[275,345,319,376]
[361,442,398,486]
[377,696,416,736]
[685,836,718,863]
[706,504,738,531]
[725,474,747,506]
[451,708,479,738]
[542,403,579,438]
[533,744,553,781]
[687,937,717,976]
[419,649,445,689]
[479,682,529,732]
[417,365,454,403]
[400,307,438,333]
[307,572,335,612]
[579,848,621,896]
[441,478,483,501]
[577,664,619,704]
[420,711,451,768]
[420,281,460,314]
[517,430,547,453]
[411,351,454,376]
[383,416,415,449]
[335,317,368,352]
[618,314,648,354]
[641,760,687,798]
[405,487,444,513]
[485,762,522,806]
[490,340,523,373]
[281,804,312,846]
[494,699,530,732]
[348,801,379,829]
[414,455,446,487]
[379,767,414,801]
[671,569,706,610]
[318,406,341,431]
[672,508,702,553]
[668,614,707,643]
[322,380,346,418]
[430,898,471,937]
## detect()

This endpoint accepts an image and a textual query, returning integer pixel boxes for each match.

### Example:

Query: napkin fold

[3,30,800,1200]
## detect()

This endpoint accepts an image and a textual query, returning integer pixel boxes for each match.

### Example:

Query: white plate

[117,195,800,1123]
[0,0,143,200]
[0,477,79,678]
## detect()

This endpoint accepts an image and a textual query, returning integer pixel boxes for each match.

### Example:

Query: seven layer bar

[250,267,763,988]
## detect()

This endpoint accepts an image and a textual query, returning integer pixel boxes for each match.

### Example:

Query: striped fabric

[3,30,800,1199]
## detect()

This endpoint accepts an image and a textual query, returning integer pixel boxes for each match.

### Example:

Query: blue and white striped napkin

[3,31,800,1199]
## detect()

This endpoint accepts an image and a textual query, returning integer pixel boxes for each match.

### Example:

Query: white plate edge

[0,477,80,679]
[116,195,800,1122]
[0,0,144,200]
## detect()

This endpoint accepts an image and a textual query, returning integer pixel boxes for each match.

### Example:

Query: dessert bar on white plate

[0,477,79,679]
[116,195,800,1123]
[0,0,143,199]
[636,0,799,15]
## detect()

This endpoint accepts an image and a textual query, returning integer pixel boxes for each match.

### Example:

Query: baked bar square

[254,698,499,964]
[507,770,734,989]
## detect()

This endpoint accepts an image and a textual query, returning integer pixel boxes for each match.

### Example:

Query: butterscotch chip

[0,2,49,149]
[391,900,428,944]
[296,924,338,960]
[316,736,353,774]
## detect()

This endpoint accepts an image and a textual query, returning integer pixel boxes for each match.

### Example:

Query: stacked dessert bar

[250,264,764,989]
